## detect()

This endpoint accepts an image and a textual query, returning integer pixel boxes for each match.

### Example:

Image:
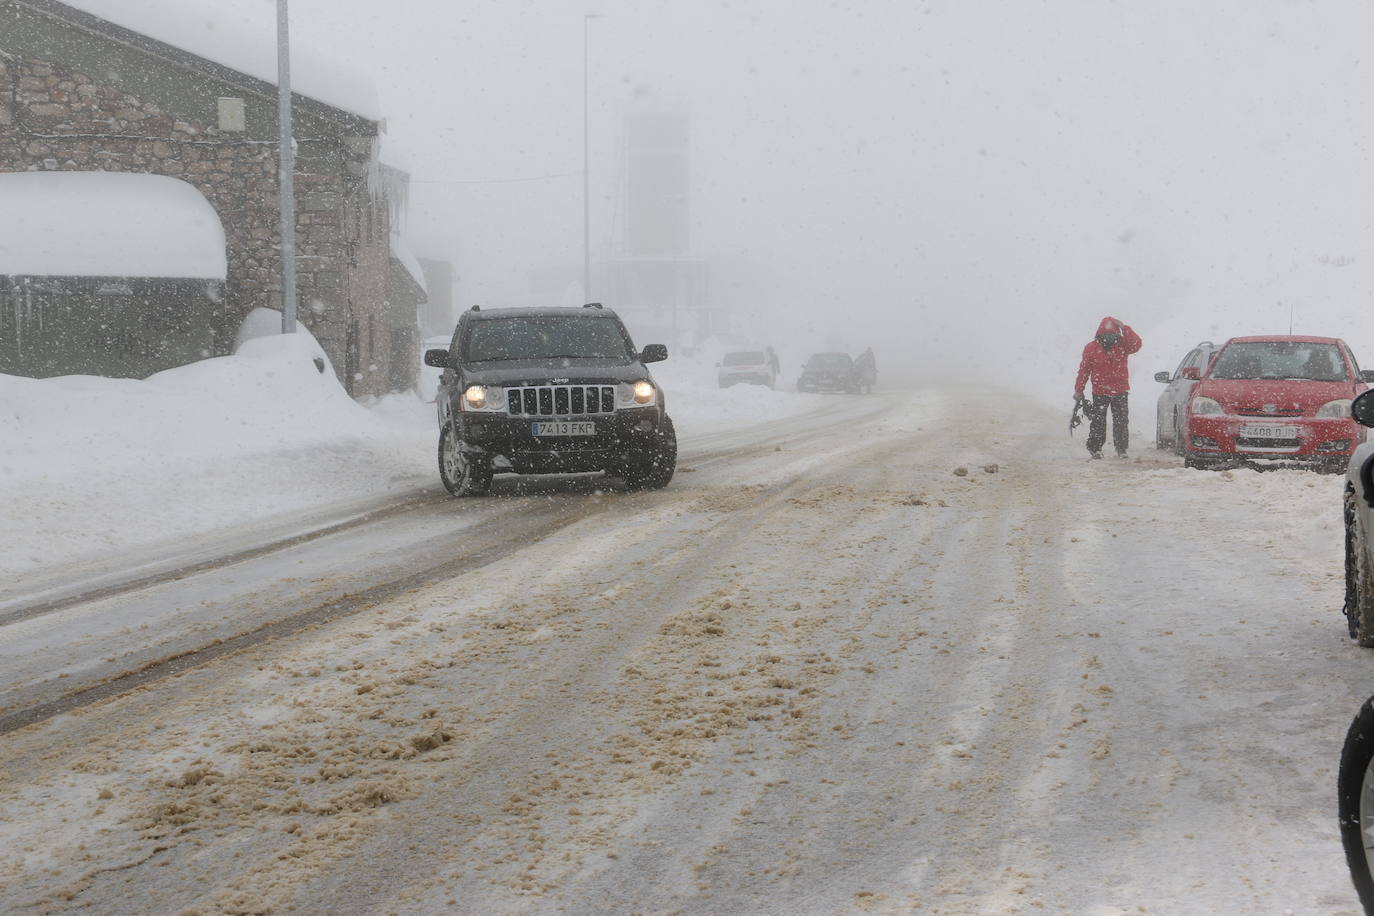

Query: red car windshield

[1209,341,1347,382]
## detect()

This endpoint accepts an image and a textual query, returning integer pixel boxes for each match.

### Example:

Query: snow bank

[0,333,821,586]
[0,326,432,582]
[1,326,359,480]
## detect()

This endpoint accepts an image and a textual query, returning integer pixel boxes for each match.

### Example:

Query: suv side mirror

[641,344,668,363]
[1181,367,1201,380]
[1354,390,1374,427]
[423,348,452,369]
[1154,371,1171,383]
[1361,370,1374,383]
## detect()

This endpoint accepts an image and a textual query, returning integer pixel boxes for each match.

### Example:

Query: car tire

[1345,490,1374,646]
[438,423,492,497]
[1338,695,1374,911]
[1183,450,1213,471]
[623,417,677,490]
[1173,412,1187,456]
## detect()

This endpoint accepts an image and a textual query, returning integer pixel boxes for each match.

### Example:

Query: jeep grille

[506,385,616,416]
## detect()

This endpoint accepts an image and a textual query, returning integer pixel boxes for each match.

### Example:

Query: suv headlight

[1317,399,1353,419]
[618,380,657,407]
[1191,396,1223,417]
[462,385,505,412]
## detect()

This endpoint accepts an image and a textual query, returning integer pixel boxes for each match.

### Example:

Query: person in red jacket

[1074,316,1142,459]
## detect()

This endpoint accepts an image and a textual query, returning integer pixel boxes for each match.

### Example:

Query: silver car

[717,349,778,388]
[1154,341,1218,453]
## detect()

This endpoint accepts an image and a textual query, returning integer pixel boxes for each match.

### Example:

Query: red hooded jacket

[1074,317,1142,397]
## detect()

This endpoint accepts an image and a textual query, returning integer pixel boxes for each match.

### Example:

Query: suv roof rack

[582,302,603,309]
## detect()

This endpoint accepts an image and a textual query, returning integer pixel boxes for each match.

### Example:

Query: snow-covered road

[1,386,1369,913]
[0,395,885,724]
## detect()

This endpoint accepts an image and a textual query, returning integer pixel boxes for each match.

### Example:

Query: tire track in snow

[0,398,906,913]
[0,399,899,734]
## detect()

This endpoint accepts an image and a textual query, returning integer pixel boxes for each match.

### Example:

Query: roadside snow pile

[0,329,827,587]
[0,329,433,583]
[0,330,424,481]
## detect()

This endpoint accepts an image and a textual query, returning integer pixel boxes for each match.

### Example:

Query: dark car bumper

[455,407,666,474]
[719,371,772,386]
[797,372,851,391]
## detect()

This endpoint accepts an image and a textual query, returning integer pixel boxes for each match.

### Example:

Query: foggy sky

[75,0,1374,396]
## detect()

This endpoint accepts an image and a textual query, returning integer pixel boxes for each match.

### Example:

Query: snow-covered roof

[0,171,227,279]
[390,233,427,297]
[54,0,381,122]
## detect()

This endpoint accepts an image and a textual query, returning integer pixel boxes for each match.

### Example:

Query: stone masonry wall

[0,52,396,397]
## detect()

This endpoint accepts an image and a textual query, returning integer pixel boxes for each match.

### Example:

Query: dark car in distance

[423,304,676,495]
[797,352,858,394]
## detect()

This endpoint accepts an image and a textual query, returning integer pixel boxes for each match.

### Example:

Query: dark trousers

[1087,393,1129,454]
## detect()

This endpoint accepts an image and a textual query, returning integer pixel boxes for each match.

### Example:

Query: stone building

[377,163,427,393]
[417,258,455,339]
[0,0,417,396]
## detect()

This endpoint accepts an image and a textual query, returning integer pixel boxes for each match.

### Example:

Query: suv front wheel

[1346,489,1374,645]
[439,423,492,496]
[1339,695,1374,910]
[623,417,677,490]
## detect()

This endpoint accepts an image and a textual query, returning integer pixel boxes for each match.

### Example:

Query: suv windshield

[809,354,850,368]
[464,316,632,362]
[1210,341,1347,382]
[723,351,766,367]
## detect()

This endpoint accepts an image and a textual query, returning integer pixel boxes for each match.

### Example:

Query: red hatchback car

[1183,335,1374,472]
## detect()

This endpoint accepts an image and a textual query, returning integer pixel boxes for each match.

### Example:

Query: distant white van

[717,349,778,389]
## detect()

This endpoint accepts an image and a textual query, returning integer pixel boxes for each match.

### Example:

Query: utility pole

[277,0,297,333]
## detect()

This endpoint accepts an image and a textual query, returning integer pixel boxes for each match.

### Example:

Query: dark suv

[422,304,676,495]
[797,352,858,394]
